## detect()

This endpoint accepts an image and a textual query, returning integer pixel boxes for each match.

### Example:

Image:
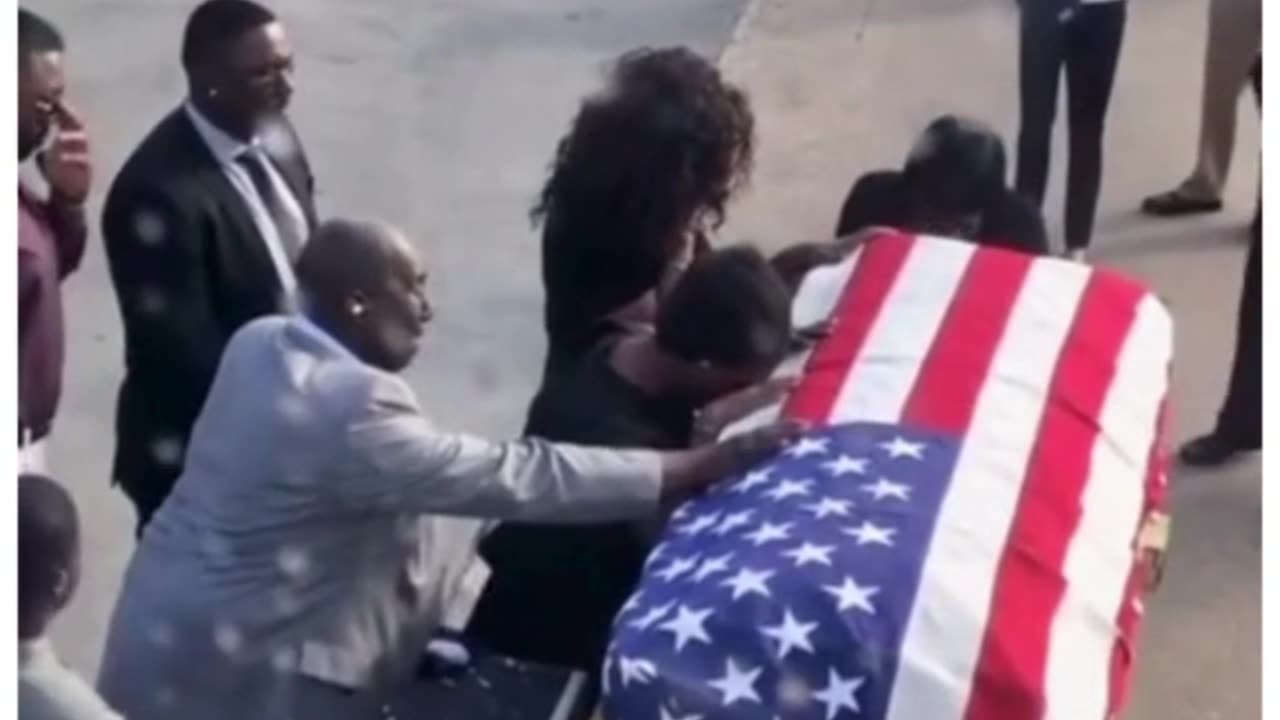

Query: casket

[602,232,1173,720]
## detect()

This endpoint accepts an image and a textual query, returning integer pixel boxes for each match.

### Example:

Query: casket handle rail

[1137,510,1170,592]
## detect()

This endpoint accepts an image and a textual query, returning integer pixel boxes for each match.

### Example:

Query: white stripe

[791,249,862,329]
[721,249,862,439]
[887,260,1092,720]
[830,237,974,424]
[1042,294,1172,720]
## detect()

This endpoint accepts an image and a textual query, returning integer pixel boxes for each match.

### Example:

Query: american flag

[602,233,1172,720]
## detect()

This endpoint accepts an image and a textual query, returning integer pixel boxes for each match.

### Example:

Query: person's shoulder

[987,190,1050,255]
[19,648,122,720]
[524,349,666,447]
[107,109,204,200]
[850,169,905,191]
[229,315,291,351]
[836,170,907,235]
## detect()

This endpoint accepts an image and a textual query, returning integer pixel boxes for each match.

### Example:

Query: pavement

[32,0,1259,718]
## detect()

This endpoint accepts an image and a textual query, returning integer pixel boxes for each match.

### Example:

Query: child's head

[19,474,81,639]
[656,244,793,398]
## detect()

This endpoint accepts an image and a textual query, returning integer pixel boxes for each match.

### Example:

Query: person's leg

[1014,6,1066,209]
[1181,227,1261,466]
[1145,0,1260,213]
[1061,2,1126,252]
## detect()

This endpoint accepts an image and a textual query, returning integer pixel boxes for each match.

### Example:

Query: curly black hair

[533,46,755,261]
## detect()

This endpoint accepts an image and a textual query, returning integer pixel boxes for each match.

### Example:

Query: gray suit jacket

[97,316,661,720]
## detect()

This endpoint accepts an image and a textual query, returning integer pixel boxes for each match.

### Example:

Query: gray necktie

[236,149,305,261]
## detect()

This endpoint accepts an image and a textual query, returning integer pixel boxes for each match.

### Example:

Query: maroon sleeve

[45,196,88,279]
[18,249,42,337]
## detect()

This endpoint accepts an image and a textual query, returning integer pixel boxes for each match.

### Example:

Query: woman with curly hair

[536,46,755,380]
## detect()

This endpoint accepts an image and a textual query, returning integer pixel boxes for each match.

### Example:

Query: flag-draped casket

[602,233,1173,720]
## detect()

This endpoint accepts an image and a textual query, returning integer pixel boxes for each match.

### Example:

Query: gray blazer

[96,316,661,720]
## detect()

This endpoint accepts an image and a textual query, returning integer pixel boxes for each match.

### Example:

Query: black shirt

[468,340,694,677]
[835,170,1049,255]
[540,209,667,380]
[539,207,713,380]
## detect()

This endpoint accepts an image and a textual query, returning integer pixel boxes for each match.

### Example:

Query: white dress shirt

[184,102,310,296]
[20,638,123,720]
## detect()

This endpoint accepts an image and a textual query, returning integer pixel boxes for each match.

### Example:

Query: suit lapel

[169,110,284,299]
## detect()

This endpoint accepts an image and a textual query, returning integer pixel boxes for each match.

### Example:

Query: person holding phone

[18,8,92,473]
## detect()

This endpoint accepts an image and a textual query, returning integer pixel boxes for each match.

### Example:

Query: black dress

[540,209,665,381]
[467,339,694,686]
[539,207,712,381]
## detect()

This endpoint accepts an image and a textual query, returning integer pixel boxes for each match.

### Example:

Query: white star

[618,592,644,615]
[654,554,700,582]
[760,608,818,660]
[601,651,615,694]
[861,477,911,501]
[627,600,674,630]
[659,707,703,720]
[706,658,763,706]
[730,467,774,494]
[802,496,854,519]
[617,656,658,687]
[720,567,775,600]
[692,552,734,582]
[786,437,830,458]
[763,478,814,501]
[782,542,836,568]
[675,511,721,536]
[743,521,792,546]
[823,576,880,614]
[712,509,756,536]
[812,668,865,719]
[879,435,926,460]
[822,454,869,476]
[841,520,896,547]
[644,542,669,570]
[657,605,713,652]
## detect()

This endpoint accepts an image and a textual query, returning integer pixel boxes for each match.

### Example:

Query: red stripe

[900,248,1034,434]
[783,232,915,423]
[962,272,1147,720]
[1107,393,1171,717]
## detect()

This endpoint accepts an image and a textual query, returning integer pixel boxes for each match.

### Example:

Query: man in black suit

[1180,54,1261,468]
[102,0,317,531]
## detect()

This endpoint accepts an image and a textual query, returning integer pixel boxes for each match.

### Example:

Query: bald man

[97,218,796,720]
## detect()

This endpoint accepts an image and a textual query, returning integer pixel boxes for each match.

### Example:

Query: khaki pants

[1180,0,1261,199]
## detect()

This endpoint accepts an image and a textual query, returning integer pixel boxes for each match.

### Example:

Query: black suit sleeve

[102,184,228,418]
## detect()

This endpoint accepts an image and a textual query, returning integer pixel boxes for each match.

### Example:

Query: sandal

[1141,189,1223,217]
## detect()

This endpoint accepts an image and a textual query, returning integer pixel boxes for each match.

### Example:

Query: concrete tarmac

[36,0,749,676]
[29,1,1259,718]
